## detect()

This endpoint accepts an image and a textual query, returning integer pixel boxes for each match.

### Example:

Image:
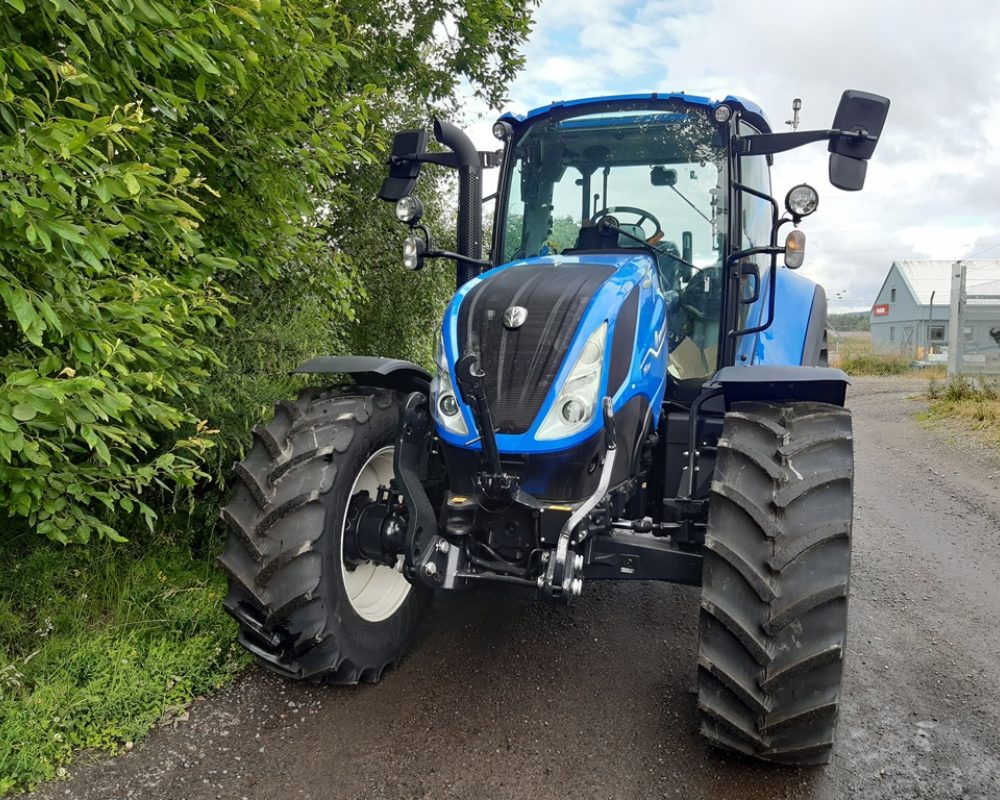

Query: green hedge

[0,0,536,544]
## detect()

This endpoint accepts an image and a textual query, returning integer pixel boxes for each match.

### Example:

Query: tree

[0,0,537,543]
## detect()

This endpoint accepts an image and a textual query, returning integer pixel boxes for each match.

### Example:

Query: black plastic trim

[291,356,431,395]
[709,365,850,407]
[608,286,640,395]
[802,285,828,366]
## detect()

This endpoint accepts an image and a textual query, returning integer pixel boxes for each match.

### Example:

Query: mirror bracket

[738,127,874,157]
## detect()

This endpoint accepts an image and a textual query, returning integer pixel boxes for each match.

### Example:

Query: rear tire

[219,386,429,683]
[697,401,853,764]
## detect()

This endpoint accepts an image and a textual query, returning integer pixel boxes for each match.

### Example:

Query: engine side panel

[734,266,824,366]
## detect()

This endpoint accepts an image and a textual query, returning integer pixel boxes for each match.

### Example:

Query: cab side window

[738,121,772,254]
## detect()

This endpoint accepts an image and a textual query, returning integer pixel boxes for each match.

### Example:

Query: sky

[459,0,1000,311]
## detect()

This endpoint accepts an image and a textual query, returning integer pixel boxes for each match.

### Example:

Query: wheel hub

[339,446,412,623]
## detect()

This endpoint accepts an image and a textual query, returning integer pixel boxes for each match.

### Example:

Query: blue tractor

[221,90,889,764]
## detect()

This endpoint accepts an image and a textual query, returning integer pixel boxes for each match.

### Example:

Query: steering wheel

[591,206,664,243]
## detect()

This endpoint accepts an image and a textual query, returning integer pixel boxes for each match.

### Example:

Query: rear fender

[292,356,431,395]
[709,365,850,408]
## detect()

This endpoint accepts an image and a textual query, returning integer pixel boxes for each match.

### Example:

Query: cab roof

[499,92,772,134]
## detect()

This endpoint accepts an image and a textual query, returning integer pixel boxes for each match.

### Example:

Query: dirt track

[29,377,1000,800]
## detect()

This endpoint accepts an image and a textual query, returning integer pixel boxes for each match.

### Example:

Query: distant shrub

[838,353,914,376]
[928,376,999,402]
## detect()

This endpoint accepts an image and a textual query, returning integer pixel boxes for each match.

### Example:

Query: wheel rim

[339,446,412,622]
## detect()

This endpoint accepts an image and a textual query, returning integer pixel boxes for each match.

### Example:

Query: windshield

[499,102,729,380]
[501,104,726,265]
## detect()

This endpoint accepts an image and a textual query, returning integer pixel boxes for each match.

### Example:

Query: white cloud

[456,0,1000,310]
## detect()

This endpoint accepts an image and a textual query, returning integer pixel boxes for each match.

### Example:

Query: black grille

[457,264,615,434]
[607,285,639,395]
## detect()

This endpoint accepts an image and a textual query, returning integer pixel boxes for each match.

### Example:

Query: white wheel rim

[340,446,412,622]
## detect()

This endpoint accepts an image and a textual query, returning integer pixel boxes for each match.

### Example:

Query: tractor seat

[572,223,652,250]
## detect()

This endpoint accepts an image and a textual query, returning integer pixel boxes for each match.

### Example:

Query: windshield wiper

[669,185,713,226]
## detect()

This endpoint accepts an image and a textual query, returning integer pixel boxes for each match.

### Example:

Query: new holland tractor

[220,89,889,764]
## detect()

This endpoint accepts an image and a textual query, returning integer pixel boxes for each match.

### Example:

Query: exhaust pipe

[434,119,483,287]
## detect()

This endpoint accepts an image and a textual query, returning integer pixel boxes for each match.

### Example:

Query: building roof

[892,261,955,306]
[967,277,1000,306]
[885,260,1000,307]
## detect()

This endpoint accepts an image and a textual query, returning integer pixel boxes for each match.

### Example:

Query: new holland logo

[503,305,528,329]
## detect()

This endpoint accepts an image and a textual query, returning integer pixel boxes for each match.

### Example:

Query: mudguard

[735,268,828,367]
[709,365,850,408]
[292,356,431,395]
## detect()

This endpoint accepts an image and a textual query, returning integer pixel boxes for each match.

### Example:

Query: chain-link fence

[948,261,1000,377]
[826,311,870,364]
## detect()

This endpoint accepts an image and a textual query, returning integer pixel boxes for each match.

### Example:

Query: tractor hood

[457,260,614,435]
[433,252,669,460]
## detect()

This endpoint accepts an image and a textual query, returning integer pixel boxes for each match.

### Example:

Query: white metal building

[870,260,1000,356]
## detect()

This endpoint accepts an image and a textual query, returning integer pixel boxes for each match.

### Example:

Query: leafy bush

[0,536,245,792]
[0,0,536,543]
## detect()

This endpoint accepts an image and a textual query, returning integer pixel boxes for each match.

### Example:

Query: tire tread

[696,401,853,765]
[220,386,426,682]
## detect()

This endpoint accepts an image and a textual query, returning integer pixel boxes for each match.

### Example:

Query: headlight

[430,332,467,436]
[536,323,607,441]
[395,195,424,225]
[402,235,425,271]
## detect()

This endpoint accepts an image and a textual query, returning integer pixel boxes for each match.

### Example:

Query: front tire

[697,401,853,764]
[219,386,429,683]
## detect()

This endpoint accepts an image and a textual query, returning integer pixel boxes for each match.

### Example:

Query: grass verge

[832,336,946,379]
[922,377,1000,450]
[838,351,916,376]
[0,537,246,794]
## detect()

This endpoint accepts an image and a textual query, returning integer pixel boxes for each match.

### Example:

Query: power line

[964,242,1000,259]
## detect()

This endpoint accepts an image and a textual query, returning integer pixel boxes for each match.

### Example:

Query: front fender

[709,365,849,408]
[736,268,827,366]
[292,355,431,395]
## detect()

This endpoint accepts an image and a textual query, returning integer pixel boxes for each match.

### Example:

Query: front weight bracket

[393,392,441,587]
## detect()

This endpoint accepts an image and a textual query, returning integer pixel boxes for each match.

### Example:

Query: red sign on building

[873,304,889,316]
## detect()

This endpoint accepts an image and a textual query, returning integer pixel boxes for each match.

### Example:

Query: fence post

[947,261,965,378]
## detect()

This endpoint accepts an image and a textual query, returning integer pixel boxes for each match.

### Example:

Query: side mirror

[651,166,677,187]
[378,129,427,202]
[739,262,761,304]
[828,90,890,191]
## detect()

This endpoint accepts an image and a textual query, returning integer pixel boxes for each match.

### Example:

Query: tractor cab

[493,96,734,381]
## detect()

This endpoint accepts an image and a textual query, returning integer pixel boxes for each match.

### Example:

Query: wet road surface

[29,377,1000,799]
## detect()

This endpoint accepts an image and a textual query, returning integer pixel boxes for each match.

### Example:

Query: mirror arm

[393,150,502,171]
[729,245,783,260]
[425,250,492,268]
[740,127,878,157]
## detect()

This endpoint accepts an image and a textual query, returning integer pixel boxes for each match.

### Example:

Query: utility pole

[947,261,965,377]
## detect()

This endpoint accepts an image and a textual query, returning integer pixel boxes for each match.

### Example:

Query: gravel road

[30,377,1000,800]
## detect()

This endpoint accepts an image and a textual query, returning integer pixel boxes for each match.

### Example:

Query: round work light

[785,184,820,218]
[395,195,424,225]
